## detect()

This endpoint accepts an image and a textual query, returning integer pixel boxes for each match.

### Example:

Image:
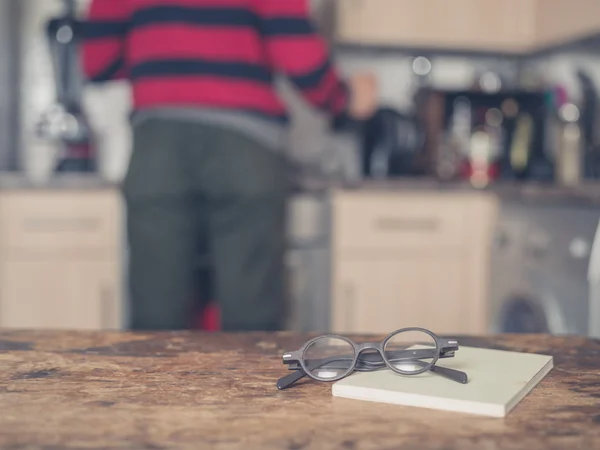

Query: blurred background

[1,0,600,337]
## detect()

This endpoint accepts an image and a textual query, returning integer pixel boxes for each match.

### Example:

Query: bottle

[555,103,582,186]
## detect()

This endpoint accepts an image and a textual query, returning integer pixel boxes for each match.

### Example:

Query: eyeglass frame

[277,327,467,390]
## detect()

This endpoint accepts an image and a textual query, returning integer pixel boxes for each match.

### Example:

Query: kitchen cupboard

[335,0,600,53]
[535,0,600,48]
[0,260,119,330]
[329,189,498,335]
[0,188,124,330]
[335,0,536,53]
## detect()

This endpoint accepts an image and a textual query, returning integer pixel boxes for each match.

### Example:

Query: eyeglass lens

[302,337,355,380]
[384,329,438,374]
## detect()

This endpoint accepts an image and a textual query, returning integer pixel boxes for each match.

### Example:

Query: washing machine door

[498,267,587,335]
[498,296,550,334]
[521,203,599,335]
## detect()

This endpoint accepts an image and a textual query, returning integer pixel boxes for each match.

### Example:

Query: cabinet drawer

[0,190,121,253]
[331,191,473,252]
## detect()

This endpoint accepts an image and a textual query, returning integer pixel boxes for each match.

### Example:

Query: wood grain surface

[0,331,599,449]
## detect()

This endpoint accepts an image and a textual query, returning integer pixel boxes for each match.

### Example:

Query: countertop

[0,331,599,449]
[0,173,118,190]
[294,175,600,207]
[0,171,600,207]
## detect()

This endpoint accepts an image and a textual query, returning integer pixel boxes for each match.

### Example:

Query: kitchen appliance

[553,102,583,186]
[588,218,600,338]
[360,107,425,178]
[0,0,20,170]
[576,69,600,181]
[36,0,96,173]
[489,199,600,335]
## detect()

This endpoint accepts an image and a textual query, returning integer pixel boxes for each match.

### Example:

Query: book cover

[331,346,554,417]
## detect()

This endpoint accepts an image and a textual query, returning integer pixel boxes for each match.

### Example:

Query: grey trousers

[122,118,290,331]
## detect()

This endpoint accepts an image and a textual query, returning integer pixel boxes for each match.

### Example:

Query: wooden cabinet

[0,260,119,330]
[535,0,600,48]
[332,256,466,334]
[335,0,600,53]
[335,0,536,53]
[329,189,498,335]
[0,188,124,330]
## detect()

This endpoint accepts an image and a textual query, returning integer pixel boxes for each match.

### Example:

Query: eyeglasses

[276,327,468,390]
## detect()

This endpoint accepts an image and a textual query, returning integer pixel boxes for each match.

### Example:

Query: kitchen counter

[0,173,119,190]
[1,330,599,449]
[0,171,598,206]
[293,175,600,207]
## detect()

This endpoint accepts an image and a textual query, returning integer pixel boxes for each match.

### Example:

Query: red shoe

[199,303,221,331]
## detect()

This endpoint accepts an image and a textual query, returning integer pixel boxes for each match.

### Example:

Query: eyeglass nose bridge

[355,342,384,354]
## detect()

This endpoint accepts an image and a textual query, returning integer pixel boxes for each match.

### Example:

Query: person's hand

[348,73,378,120]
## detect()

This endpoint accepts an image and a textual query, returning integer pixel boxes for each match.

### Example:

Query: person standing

[81,0,377,331]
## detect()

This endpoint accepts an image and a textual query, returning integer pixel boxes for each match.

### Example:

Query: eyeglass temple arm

[278,354,354,390]
[284,348,438,369]
[278,353,357,390]
[429,364,468,384]
[277,359,467,390]
[278,352,467,389]
[277,349,443,390]
[290,349,444,372]
[277,368,307,390]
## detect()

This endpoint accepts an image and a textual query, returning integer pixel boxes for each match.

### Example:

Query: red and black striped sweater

[82,0,351,148]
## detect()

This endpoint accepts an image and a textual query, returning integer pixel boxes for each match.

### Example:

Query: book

[331,345,554,417]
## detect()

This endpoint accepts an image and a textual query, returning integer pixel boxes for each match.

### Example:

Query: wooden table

[0,331,599,449]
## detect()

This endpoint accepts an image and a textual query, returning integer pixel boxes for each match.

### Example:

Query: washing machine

[489,198,600,336]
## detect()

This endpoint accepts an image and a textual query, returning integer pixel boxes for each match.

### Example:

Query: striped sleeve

[81,0,130,83]
[253,0,350,118]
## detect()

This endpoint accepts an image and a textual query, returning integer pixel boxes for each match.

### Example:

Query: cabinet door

[536,0,600,47]
[331,253,488,335]
[336,0,534,52]
[0,259,121,330]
